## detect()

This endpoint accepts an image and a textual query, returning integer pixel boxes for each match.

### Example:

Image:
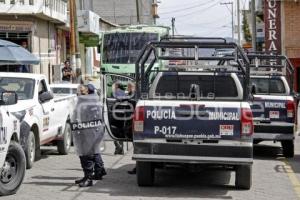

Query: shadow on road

[253,143,283,160]
[24,163,237,199]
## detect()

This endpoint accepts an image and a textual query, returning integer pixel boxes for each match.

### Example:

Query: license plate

[219,125,234,136]
[269,111,280,119]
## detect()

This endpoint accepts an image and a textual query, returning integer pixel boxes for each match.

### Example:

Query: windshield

[0,77,35,100]
[250,77,286,94]
[102,32,159,64]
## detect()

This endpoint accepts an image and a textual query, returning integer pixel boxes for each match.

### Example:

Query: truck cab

[101,38,254,189]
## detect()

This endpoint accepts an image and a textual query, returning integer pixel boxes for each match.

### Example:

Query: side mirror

[251,85,257,95]
[0,92,18,105]
[39,91,53,103]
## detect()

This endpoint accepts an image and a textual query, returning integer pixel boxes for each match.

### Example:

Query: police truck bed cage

[246,53,294,89]
[135,39,250,99]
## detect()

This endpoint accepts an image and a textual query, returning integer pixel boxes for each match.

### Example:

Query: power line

[159,0,217,15]
[160,0,221,20]
[159,0,209,10]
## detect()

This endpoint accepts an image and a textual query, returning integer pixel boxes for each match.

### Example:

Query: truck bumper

[253,123,294,141]
[132,140,253,165]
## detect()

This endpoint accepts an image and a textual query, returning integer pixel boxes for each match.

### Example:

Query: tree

[243,11,252,42]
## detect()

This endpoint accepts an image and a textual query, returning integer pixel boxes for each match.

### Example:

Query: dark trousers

[79,154,104,177]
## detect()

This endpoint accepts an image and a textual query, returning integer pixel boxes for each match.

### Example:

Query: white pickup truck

[0,91,26,195]
[0,73,75,169]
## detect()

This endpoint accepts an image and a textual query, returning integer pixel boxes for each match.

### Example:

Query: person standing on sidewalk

[71,84,106,187]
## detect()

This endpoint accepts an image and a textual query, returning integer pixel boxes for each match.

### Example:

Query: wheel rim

[0,154,17,184]
[65,126,71,150]
[30,135,35,163]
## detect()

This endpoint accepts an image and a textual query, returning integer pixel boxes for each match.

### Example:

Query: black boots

[75,177,85,184]
[75,176,93,187]
[78,177,93,187]
[92,168,107,180]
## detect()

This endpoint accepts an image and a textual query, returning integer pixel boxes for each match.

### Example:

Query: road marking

[283,159,300,199]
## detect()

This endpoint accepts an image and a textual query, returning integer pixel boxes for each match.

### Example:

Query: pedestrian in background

[71,84,106,187]
[62,60,74,82]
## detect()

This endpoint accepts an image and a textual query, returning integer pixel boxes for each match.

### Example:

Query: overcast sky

[157,0,249,37]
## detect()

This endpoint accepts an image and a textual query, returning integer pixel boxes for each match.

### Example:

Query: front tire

[57,123,71,155]
[136,161,154,186]
[0,141,26,196]
[281,140,294,158]
[25,131,36,169]
[235,165,252,190]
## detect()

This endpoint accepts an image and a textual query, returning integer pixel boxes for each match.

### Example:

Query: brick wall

[283,1,300,58]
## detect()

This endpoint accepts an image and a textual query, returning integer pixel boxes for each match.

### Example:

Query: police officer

[72,84,105,187]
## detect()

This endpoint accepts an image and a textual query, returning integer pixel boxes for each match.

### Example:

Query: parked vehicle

[247,54,296,158]
[0,73,76,169]
[101,38,254,189]
[0,91,26,195]
[100,25,170,77]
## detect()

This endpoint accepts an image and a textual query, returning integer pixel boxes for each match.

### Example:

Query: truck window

[154,74,238,100]
[250,78,286,94]
[38,80,48,95]
[0,77,35,100]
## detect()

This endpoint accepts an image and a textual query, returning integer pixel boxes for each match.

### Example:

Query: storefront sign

[0,21,33,32]
[264,0,281,54]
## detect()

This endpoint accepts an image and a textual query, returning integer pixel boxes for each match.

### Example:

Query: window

[250,77,286,94]
[0,77,35,100]
[19,0,24,4]
[154,74,238,100]
[38,80,48,95]
[0,0,5,4]
[10,0,15,4]
[103,33,159,64]
[29,0,34,5]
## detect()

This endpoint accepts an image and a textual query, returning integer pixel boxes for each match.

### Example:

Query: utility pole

[73,1,81,77]
[136,0,140,24]
[251,0,256,51]
[220,2,234,41]
[69,0,76,73]
[171,17,175,36]
[69,0,81,82]
[237,0,241,45]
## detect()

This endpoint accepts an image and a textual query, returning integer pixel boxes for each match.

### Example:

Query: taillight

[286,100,295,119]
[241,108,253,136]
[133,106,144,132]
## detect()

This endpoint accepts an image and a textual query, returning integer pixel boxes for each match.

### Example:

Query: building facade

[91,0,157,25]
[0,0,68,82]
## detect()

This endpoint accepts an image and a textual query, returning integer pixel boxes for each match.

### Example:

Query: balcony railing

[0,0,67,24]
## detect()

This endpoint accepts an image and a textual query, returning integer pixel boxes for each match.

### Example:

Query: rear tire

[0,141,26,196]
[281,140,294,158]
[57,123,72,155]
[136,161,154,186]
[25,131,35,169]
[235,165,252,190]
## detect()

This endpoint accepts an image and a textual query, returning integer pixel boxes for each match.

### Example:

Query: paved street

[2,137,300,200]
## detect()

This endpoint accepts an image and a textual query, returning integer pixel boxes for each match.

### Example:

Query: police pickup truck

[101,38,254,189]
[0,73,75,169]
[0,91,25,195]
[247,54,296,157]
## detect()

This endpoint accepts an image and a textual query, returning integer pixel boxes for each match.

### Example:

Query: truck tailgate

[138,100,243,140]
[251,95,294,123]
